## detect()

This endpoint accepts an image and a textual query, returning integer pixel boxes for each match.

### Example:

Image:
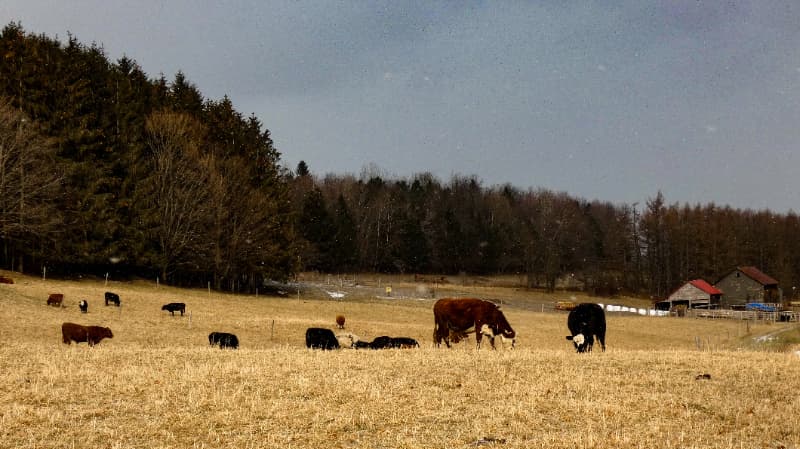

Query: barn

[714,266,781,309]
[657,279,722,311]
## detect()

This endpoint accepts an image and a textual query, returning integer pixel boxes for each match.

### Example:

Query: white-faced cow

[565,303,606,353]
[433,297,516,349]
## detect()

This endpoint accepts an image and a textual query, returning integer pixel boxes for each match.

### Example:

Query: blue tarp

[745,303,776,312]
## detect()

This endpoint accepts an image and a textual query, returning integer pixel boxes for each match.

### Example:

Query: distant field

[2,270,799,449]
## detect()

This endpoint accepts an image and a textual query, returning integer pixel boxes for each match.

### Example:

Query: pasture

[1,270,799,449]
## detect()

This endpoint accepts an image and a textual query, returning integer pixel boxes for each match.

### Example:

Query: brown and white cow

[61,322,113,346]
[433,297,516,349]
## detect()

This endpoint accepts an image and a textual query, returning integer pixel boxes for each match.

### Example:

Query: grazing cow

[305,327,340,350]
[161,302,186,316]
[78,300,88,313]
[433,298,516,349]
[61,322,113,346]
[208,332,239,349]
[104,292,120,306]
[336,314,346,329]
[47,293,64,307]
[565,303,606,353]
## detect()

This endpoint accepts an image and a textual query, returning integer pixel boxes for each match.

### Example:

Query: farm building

[714,266,781,309]
[657,279,722,311]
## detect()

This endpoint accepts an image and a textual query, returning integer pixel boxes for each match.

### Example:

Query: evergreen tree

[297,188,335,271]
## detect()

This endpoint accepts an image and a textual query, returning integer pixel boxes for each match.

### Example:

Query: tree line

[292,169,800,299]
[2,23,799,299]
[0,23,294,290]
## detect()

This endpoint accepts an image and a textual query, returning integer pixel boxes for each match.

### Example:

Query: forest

[2,23,799,299]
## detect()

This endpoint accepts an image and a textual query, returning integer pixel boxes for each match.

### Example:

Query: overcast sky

[3,1,800,212]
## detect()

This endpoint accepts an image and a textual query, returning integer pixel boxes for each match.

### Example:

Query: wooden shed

[657,279,722,310]
[714,266,781,309]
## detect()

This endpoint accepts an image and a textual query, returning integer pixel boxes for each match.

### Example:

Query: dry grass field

[1,270,799,449]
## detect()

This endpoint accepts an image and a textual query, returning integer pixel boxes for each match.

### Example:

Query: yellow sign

[385,286,392,295]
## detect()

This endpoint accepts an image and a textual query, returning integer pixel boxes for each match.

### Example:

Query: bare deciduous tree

[144,110,210,283]
[0,98,61,271]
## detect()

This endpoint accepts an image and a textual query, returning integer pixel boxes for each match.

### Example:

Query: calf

[389,337,420,348]
[565,303,607,353]
[208,332,239,349]
[78,300,88,313]
[353,340,372,349]
[368,336,393,349]
[47,293,63,307]
[104,292,120,306]
[161,302,186,316]
[369,336,420,349]
[61,322,113,346]
[305,327,340,350]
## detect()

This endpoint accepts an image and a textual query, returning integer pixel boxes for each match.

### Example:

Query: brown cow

[61,322,113,346]
[47,293,64,307]
[0,275,14,284]
[433,298,516,349]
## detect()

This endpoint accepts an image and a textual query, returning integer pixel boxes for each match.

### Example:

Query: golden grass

[1,270,799,448]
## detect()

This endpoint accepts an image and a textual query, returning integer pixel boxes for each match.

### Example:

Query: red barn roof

[737,266,778,286]
[689,279,723,295]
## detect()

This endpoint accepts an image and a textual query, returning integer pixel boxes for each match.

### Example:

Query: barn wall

[715,271,764,307]
[667,284,710,302]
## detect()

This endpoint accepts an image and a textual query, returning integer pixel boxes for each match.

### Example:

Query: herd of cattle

[50,291,235,349]
[46,291,608,353]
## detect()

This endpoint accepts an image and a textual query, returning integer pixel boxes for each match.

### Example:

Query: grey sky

[3,1,800,212]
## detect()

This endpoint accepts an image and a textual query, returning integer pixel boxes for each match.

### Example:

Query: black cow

[105,292,120,306]
[389,337,420,348]
[565,303,607,353]
[78,300,88,313]
[366,336,419,349]
[208,332,239,349]
[161,302,186,316]
[368,336,393,349]
[305,327,340,350]
[353,340,372,349]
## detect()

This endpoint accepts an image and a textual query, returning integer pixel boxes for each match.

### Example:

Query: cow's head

[481,324,516,349]
[102,327,114,339]
[501,328,516,348]
[566,333,587,352]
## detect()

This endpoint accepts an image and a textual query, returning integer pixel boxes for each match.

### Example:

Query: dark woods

[294,172,800,299]
[2,24,799,298]
[0,24,294,290]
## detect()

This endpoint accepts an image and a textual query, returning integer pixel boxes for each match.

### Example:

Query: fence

[687,308,799,322]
